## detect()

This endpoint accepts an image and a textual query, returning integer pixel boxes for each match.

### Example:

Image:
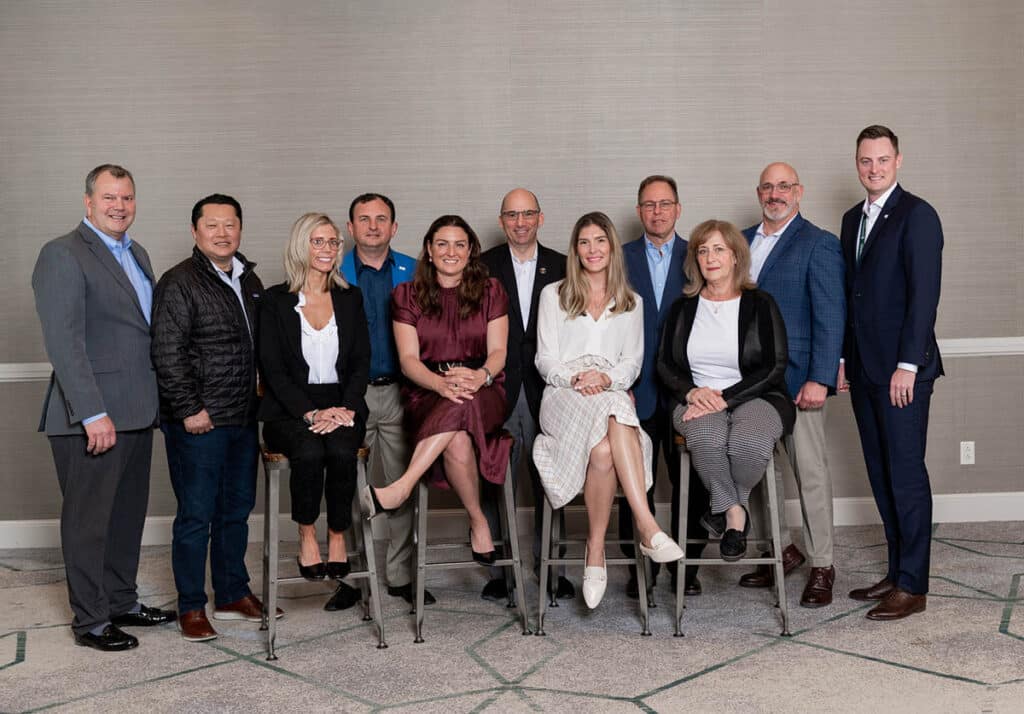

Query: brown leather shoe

[848,577,896,602]
[865,589,926,620]
[212,594,283,622]
[178,610,218,642]
[800,566,835,608]
[738,544,806,588]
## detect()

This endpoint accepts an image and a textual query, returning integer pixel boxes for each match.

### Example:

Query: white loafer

[639,531,685,563]
[582,546,607,609]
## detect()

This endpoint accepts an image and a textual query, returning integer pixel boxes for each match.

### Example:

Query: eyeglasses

[757,182,800,194]
[638,200,677,213]
[500,209,540,221]
[310,237,342,250]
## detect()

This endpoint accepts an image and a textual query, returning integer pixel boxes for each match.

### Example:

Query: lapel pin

[883,214,889,219]
[539,267,547,275]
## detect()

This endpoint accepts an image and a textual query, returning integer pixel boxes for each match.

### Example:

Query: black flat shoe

[296,556,326,581]
[326,561,351,580]
[700,510,727,539]
[720,506,751,561]
[74,624,138,652]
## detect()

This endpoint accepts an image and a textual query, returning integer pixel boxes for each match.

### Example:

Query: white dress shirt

[509,245,537,330]
[295,291,339,384]
[534,281,644,390]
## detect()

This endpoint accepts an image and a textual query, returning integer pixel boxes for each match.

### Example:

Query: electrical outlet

[960,441,975,465]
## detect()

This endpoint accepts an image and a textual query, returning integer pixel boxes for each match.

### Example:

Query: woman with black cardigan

[259,213,369,586]
[657,220,794,562]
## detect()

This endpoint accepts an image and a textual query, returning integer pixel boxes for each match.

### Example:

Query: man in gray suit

[32,164,175,651]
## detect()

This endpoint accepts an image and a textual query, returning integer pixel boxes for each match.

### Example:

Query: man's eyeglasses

[500,209,540,221]
[757,182,800,194]
[638,200,677,213]
[310,237,342,250]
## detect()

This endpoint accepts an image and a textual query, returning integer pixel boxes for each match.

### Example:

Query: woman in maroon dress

[361,215,510,563]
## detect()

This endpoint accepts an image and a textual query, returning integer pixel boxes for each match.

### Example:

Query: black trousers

[49,429,153,635]
[618,404,710,581]
[263,416,365,532]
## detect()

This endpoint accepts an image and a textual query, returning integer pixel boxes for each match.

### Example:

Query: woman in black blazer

[657,220,794,562]
[259,213,369,586]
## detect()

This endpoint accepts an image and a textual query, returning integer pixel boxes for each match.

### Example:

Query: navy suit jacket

[482,242,566,421]
[840,185,943,387]
[744,214,846,399]
[623,233,687,420]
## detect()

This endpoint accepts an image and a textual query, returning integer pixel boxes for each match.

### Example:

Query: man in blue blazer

[741,162,846,607]
[840,126,943,621]
[622,175,708,598]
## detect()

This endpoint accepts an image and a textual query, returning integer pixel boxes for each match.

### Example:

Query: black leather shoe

[472,549,497,566]
[684,577,702,596]
[324,582,360,611]
[387,583,436,605]
[326,561,351,580]
[74,624,139,651]
[296,556,327,581]
[481,578,508,601]
[111,604,176,627]
[555,576,576,599]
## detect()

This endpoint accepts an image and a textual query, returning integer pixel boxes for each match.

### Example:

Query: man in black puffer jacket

[151,193,274,642]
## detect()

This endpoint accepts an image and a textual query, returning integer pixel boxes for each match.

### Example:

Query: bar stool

[411,432,531,642]
[536,492,652,636]
[673,434,791,637]
[260,444,386,659]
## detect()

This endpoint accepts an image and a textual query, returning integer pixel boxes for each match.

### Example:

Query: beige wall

[1,1,1021,523]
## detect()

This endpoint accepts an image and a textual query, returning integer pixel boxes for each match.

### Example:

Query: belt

[369,376,398,386]
[423,358,485,374]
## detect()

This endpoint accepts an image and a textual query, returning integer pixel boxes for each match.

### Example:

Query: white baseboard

[1,491,1021,549]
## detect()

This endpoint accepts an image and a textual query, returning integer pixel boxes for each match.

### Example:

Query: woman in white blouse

[534,212,684,608]
[259,213,370,588]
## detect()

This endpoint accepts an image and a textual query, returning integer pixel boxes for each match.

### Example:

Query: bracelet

[304,409,319,425]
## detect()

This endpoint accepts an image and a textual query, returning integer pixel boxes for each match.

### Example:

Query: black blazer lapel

[859,185,905,264]
[496,249,524,335]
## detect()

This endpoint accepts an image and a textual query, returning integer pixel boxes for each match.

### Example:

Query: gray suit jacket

[32,222,159,436]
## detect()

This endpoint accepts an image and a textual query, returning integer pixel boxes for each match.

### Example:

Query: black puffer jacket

[151,247,264,426]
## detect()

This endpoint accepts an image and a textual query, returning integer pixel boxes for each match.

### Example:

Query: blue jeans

[162,422,258,614]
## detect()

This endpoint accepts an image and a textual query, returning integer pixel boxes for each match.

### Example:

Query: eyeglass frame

[500,209,541,221]
[756,181,801,194]
[638,199,678,213]
[309,237,342,250]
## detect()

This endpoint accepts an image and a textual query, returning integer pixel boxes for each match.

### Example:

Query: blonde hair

[683,219,755,297]
[284,213,349,293]
[559,212,636,317]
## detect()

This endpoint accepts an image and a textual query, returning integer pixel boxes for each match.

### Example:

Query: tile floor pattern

[1,522,1022,713]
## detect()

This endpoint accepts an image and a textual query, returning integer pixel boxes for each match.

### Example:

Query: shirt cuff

[82,412,107,425]
[896,362,919,374]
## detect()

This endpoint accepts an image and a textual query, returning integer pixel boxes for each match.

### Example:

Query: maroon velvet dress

[391,278,511,488]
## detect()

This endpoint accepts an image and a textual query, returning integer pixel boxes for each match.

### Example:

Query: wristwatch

[480,367,493,387]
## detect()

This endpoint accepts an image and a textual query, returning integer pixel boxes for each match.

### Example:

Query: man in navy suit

[840,125,943,621]
[740,162,846,607]
[481,188,572,602]
[622,175,708,598]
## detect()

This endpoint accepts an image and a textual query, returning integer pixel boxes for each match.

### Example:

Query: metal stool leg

[674,445,692,637]
[764,452,791,636]
[261,461,272,634]
[264,458,282,660]
[632,528,651,636]
[536,497,553,636]
[501,469,532,634]
[548,502,561,608]
[354,450,387,648]
[413,481,428,643]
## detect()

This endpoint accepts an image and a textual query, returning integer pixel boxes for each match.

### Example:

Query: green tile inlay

[0,630,26,672]
[998,573,1022,643]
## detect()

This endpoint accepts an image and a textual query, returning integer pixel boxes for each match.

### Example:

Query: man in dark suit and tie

[840,125,943,620]
[481,188,571,601]
[740,162,846,607]
[32,164,175,651]
[622,175,708,598]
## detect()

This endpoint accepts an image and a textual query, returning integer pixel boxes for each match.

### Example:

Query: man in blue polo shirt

[340,193,433,607]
